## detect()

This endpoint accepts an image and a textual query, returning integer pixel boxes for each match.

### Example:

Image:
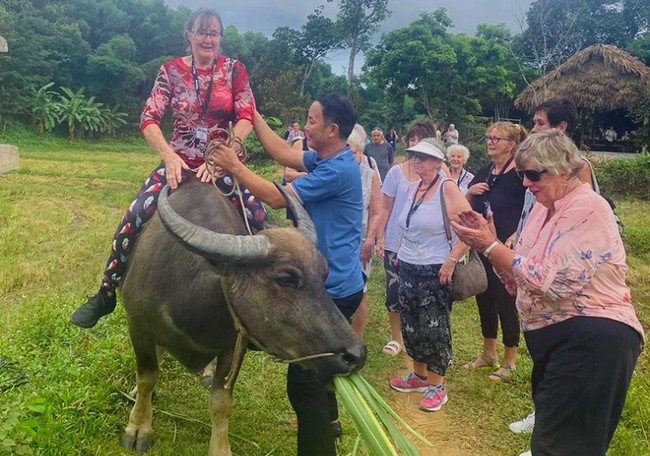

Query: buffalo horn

[274,183,317,245]
[158,185,270,262]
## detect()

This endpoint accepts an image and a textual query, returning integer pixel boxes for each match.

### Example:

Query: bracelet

[448,257,458,263]
[482,241,499,257]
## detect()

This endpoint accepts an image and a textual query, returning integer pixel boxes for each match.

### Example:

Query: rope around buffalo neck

[221,279,337,369]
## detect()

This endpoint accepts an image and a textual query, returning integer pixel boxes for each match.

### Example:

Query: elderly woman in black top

[463,121,528,380]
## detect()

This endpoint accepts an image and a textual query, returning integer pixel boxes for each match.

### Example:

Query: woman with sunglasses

[463,121,528,380]
[70,8,265,328]
[452,129,643,456]
[388,138,471,412]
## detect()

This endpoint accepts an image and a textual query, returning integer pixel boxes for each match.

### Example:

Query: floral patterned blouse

[513,184,644,343]
[140,55,255,168]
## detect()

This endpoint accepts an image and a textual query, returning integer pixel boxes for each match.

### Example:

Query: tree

[627,32,650,66]
[285,6,344,97]
[221,25,270,77]
[514,0,650,84]
[365,10,457,120]
[461,24,522,119]
[29,82,62,134]
[57,86,124,140]
[327,0,391,90]
[84,34,145,112]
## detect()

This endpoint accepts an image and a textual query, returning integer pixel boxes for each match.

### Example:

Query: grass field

[0,139,648,455]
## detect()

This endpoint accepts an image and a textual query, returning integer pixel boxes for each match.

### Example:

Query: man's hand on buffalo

[206,142,241,176]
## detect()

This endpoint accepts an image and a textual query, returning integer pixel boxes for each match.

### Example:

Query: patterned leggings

[398,260,453,376]
[101,162,267,291]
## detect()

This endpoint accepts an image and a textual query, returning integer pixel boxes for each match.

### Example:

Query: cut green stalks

[334,373,433,456]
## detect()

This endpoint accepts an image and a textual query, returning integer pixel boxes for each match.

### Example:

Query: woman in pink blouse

[71,8,265,328]
[452,129,643,456]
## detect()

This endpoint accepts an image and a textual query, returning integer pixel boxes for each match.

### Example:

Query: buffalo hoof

[201,374,213,389]
[121,434,153,453]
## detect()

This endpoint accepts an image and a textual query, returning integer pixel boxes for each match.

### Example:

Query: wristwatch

[482,241,499,258]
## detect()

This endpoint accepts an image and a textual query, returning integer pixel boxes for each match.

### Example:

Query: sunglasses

[516,169,548,182]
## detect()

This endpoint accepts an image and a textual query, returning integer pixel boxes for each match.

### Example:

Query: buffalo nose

[342,343,367,372]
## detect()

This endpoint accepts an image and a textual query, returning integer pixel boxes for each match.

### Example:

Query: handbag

[439,180,488,301]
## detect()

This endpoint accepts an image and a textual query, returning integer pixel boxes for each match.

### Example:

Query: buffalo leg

[122,335,159,453]
[207,349,243,456]
[129,345,165,398]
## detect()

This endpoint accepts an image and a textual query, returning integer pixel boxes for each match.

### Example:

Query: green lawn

[0,140,648,455]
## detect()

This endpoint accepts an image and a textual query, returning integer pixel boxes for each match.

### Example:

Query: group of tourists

[69,7,643,456]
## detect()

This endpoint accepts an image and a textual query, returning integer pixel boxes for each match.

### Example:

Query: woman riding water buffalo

[71,8,266,328]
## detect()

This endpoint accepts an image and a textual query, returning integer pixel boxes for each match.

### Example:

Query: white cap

[405,141,445,159]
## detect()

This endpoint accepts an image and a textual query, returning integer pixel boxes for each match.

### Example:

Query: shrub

[463,141,491,174]
[593,154,650,198]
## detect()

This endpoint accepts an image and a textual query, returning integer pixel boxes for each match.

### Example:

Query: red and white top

[140,55,255,168]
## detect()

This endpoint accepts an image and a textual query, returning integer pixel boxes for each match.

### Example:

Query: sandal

[383,340,402,356]
[463,353,499,370]
[488,363,515,381]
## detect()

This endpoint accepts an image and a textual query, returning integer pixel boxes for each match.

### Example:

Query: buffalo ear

[274,183,317,245]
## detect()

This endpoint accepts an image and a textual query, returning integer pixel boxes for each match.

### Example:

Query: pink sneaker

[389,372,429,393]
[419,385,448,412]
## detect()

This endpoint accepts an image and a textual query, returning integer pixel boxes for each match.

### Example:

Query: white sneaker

[519,451,532,456]
[509,411,535,434]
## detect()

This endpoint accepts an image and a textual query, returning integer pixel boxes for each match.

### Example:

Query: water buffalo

[119,178,366,455]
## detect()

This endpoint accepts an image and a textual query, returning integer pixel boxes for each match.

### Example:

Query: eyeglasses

[407,152,430,162]
[516,169,548,182]
[484,136,512,144]
[192,30,223,40]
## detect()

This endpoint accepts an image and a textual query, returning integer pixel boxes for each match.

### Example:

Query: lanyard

[406,173,440,229]
[457,168,468,187]
[486,156,513,188]
[191,57,217,120]
[483,156,513,216]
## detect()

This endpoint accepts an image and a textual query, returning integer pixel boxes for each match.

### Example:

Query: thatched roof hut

[515,44,650,112]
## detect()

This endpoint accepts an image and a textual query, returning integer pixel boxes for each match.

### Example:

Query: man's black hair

[534,97,578,134]
[316,92,357,139]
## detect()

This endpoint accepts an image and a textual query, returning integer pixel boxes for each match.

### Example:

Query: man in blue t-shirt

[209,92,364,456]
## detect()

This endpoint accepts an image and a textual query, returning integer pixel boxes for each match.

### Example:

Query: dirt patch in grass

[381,357,487,456]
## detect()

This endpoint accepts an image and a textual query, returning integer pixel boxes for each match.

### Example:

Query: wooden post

[0,35,7,53]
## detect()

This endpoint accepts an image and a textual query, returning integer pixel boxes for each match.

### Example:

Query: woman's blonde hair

[514,129,584,177]
[486,121,528,145]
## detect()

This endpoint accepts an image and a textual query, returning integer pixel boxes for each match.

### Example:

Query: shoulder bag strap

[581,156,600,193]
[439,178,454,252]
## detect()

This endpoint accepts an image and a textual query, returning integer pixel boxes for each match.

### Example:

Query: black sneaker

[70,287,116,328]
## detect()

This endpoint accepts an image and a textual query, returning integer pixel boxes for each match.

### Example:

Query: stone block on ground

[0,144,19,173]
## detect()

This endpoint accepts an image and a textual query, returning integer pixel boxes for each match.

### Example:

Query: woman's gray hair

[514,129,584,177]
[347,130,365,153]
[353,123,367,143]
[446,144,470,161]
[184,9,223,48]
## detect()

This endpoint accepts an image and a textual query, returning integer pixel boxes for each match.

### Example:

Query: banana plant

[29,82,62,135]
